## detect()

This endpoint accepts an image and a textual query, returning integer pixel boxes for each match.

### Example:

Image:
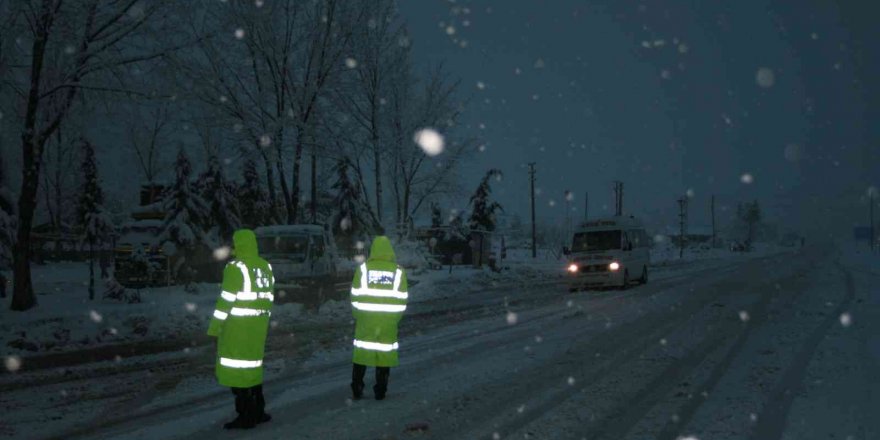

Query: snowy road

[5,244,878,440]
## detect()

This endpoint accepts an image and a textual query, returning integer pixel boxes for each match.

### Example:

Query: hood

[233,229,259,258]
[368,236,396,263]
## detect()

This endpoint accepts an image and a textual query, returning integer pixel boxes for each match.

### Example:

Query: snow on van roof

[575,216,643,231]
[255,225,324,235]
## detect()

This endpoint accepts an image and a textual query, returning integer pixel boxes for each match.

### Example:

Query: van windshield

[257,235,309,262]
[572,230,621,252]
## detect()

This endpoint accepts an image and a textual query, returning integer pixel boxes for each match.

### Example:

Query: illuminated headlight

[567,263,579,273]
[609,261,621,271]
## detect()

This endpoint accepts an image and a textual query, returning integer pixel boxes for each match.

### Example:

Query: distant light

[567,264,578,273]
[609,262,620,271]
[413,128,445,156]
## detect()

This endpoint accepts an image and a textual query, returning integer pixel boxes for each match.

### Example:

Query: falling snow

[755,67,775,88]
[839,312,852,327]
[506,312,518,325]
[740,173,754,184]
[5,355,21,373]
[89,310,103,323]
[234,28,245,39]
[213,246,231,261]
[414,128,445,156]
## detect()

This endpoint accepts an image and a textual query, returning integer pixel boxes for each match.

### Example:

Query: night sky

[398,0,878,236]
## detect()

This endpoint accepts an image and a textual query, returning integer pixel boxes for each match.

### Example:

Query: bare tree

[181,0,361,225]
[4,0,189,311]
[331,0,405,226]
[128,100,172,184]
[388,64,473,230]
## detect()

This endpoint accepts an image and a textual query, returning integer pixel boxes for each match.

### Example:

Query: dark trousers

[231,384,266,419]
[351,363,390,396]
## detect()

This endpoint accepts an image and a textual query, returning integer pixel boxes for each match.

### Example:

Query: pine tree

[238,158,268,228]
[0,152,17,272]
[198,155,241,244]
[160,148,211,281]
[331,159,362,254]
[77,138,114,300]
[468,169,504,232]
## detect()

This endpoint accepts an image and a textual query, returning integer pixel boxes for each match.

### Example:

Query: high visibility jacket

[207,229,275,388]
[351,236,408,367]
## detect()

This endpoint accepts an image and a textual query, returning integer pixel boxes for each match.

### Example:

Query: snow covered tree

[4,0,186,311]
[159,148,211,281]
[198,155,241,245]
[468,169,504,232]
[77,138,114,301]
[238,158,269,229]
[0,152,16,271]
[331,159,363,254]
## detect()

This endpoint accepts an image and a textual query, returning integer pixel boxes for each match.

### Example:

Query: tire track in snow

[748,260,856,440]
[458,251,811,440]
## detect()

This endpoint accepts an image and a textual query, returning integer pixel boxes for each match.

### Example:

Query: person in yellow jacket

[207,229,274,429]
[350,236,408,400]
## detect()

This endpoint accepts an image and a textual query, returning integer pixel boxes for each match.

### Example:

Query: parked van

[563,216,650,290]
[254,225,340,303]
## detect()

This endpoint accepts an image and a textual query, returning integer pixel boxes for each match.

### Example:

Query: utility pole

[584,191,589,222]
[613,181,624,216]
[677,196,688,259]
[564,190,572,239]
[871,189,875,252]
[711,194,716,248]
[529,163,537,258]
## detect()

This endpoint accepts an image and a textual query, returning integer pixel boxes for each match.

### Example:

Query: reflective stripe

[220,291,237,302]
[236,291,274,301]
[219,357,262,368]
[353,339,399,352]
[237,291,258,300]
[351,302,406,312]
[359,263,368,288]
[229,307,270,317]
[392,268,403,291]
[268,264,275,285]
[213,310,228,320]
[351,287,408,299]
[235,262,251,293]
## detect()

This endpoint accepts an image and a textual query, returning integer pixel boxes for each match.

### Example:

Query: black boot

[374,367,390,400]
[351,363,366,400]
[253,385,271,424]
[223,388,256,430]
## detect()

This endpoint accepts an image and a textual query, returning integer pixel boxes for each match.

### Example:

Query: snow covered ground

[4,242,874,440]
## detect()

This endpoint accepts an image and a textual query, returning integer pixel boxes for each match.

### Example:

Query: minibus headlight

[609,261,620,271]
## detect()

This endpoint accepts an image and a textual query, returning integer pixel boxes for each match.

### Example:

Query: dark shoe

[373,385,386,400]
[256,413,272,424]
[374,393,386,401]
[351,383,364,400]
[223,416,255,430]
